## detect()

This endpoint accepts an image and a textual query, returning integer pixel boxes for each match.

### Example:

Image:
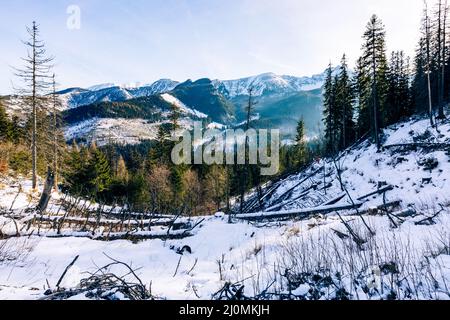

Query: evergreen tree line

[62,103,315,215]
[63,137,229,216]
[324,6,449,154]
[0,22,66,188]
[0,97,65,178]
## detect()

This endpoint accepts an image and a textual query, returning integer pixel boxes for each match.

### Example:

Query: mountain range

[2,69,333,145]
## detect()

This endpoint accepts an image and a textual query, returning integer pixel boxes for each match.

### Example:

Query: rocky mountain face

[2,70,330,145]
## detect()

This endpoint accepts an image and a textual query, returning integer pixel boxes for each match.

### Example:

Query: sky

[0,0,428,94]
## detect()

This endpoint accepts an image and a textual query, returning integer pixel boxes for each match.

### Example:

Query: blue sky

[0,0,425,94]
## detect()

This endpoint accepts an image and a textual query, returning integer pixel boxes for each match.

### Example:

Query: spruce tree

[433,0,449,119]
[149,124,171,165]
[387,51,413,124]
[169,102,180,134]
[86,147,112,197]
[323,64,338,154]
[0,102,10,141]
[295,117,308,167]
[355,57,371,138]
[336,54,356,149]
[64,141,85,195]
[412,33,429,113]
[360,14,388,149]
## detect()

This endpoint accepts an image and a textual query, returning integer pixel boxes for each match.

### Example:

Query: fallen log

[263,167,324,209]
[357,200,403,216]
[357,185,394,201]
[323,193,347,205]
[23,215,190,231]
[31,230,193,241]
[236,202,364,222]
[383,143,450,152]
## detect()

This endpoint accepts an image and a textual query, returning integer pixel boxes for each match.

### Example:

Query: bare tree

[239,87,258,213]
[14,21,54,189]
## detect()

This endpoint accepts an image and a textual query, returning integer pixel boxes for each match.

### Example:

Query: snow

[216,71,330,98]
[1,115,450,300]
[65,118,162,146]
[161,93,208,119]
[65,116,207,146]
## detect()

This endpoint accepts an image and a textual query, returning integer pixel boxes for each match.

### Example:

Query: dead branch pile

[42,255,153,300]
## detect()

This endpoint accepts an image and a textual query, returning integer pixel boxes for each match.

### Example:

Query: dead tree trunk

[36,169,54,213]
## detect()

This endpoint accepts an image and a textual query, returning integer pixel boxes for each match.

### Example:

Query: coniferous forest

[1,1,450,303]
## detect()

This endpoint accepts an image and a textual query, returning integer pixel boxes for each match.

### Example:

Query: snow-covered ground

[1,116,450,300]
[65,118,163,146]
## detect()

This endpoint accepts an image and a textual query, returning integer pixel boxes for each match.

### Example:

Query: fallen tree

[236,202,364,222]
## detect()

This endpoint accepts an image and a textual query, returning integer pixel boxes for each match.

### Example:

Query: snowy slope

[65,116,207,146]
[161,93,208,119]
[241,116,450,215]
[65,118,163,146]
[64,93,213,145]
[1,116,449,301]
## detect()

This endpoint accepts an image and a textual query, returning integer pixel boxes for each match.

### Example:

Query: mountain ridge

[56,69,335,110]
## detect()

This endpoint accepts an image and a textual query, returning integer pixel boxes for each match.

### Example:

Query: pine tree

[149,124,171,165]
[336,54,356,149]
[398,54,413,118]
[387,51,413,125]
[8,116,23,144]
[169,102,180,134]
[86,147,112,197]
[355,57,371,138]
[295,117,308,167]
[433,0,449,119]
[360,14,388,149]
[425,3,435,126]
[323,64,339,154]
[169,165,184,208]
[412,31,430,113]
[0,102,10,141]
[295,117,305,145]
[64,141,85,195]
[239,87,258,213]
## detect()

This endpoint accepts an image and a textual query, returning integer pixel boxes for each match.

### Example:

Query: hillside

[231,88,323,139]
[1,115,449,300]
[63,95,209,145]
[1,72,328,145]
[171,78,235,124]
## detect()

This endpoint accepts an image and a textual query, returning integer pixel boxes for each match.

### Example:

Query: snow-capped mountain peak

[87,83,117,91]
[58,79,180,109]
[214,70,329,98]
